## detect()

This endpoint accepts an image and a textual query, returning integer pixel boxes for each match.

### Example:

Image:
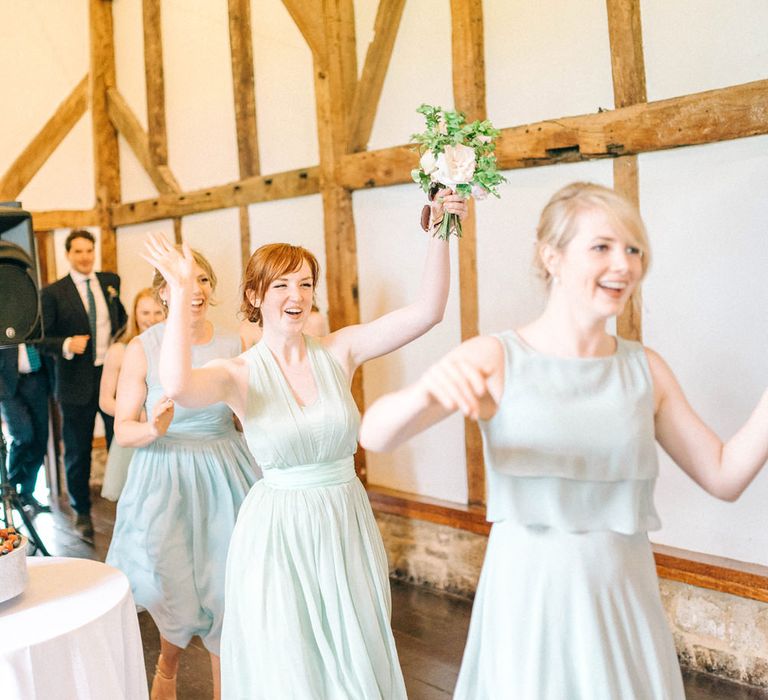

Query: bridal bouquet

[411,104,505,240]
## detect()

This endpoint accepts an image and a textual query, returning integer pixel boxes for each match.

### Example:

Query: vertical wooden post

[451,0,486,506]
[143,0,183,244]
[606,0,647,341]
[228,0,260,270]
[89,0,121,271]
[314,0,366,480]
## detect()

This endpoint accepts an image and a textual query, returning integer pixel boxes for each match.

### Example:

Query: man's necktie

[25,344,41,372]
[85,278,97,357]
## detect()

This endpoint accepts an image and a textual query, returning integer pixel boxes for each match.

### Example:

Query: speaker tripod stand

[0,424,50,556]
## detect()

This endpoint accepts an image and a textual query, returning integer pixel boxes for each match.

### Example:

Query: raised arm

[359,335,504,452]
[98,342,125,416]
[324,191,467,375]
[648,347,768,501]
[142,234,239,410]
[114,338,174,447]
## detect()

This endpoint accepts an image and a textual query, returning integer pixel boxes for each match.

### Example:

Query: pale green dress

[453,331,685,699]
[221,337,406,700]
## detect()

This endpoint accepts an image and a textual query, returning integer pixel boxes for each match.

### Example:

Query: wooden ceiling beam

[228,0,260,269]
[451,0,486,507]
[0,75,88,200]
[340,79,768,190]
[313,0,366,480]
[111,167,320,226]
[106,87,181,194]
[282,0,326,58]
[30,209,100,231]
[142,0,183,242]
[607,0,647,342]
[89,0,121,269]
[347,0,406,153]
[142,0,169,166]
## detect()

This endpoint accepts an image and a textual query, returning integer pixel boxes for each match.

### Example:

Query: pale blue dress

[106,322,259,655]
[453,331,685,699]
[221,337,406,699]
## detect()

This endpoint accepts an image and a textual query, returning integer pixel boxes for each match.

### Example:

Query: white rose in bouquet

[420,150,438,176]
[432,144,476,187]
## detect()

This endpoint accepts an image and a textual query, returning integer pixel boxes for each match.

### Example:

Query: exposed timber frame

[3,0,768,596]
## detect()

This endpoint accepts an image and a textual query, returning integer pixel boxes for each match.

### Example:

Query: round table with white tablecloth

[0,557,148,699]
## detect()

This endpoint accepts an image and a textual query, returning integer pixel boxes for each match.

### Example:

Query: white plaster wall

[355,184,466,502]
[641,136,768,565]
[2,1,768,561]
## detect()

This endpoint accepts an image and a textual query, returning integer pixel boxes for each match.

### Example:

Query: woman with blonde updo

[99,287,165,501]
[142,191,467,699]
[360,182,768,699]
[106,248,258,700]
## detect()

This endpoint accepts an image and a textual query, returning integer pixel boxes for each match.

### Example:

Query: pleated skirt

[106,432,257,655]
[454,521,685,700]
[221,476,406,700]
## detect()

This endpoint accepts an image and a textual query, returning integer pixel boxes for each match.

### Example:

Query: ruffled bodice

[479,330,660,533]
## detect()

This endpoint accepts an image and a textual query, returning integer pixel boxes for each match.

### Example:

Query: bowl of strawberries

[0,527,28,603]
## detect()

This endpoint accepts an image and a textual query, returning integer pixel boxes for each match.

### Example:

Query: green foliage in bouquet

[411,104,506,239]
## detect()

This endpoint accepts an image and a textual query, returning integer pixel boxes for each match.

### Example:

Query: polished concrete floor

[16,486,768,699]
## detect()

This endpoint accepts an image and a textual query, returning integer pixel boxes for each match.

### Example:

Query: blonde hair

[241,243,320,326]
[151,246,218,307]
[116,287,161,343]
[533,182,652,284]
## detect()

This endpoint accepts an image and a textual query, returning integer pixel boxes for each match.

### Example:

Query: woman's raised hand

[428,188,469,230]
[142,233,195,293]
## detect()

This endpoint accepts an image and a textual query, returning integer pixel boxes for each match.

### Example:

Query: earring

[552,275,560,285]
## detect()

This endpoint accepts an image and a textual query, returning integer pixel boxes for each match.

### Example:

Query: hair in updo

[151,246,218,306]
[533,182,651,284]
[241,243,320,326]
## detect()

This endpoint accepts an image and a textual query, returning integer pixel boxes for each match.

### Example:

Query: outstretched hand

[417,352,494,421]
[141,233,195,296]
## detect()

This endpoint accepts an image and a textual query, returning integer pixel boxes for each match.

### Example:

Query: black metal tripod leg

[12,497,50,556]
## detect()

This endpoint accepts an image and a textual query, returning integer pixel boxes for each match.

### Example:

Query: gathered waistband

[262,456,356,489]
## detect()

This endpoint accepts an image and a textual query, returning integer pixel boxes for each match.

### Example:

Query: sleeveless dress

[106,322,259,655]
[101,343,134,501]
[221,336,406,700]
[453,331,685,700]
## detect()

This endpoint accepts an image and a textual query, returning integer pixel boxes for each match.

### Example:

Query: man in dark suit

[40,229,127,541]
[0,343,51,516]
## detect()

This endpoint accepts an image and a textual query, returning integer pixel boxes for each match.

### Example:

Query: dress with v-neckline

[257,336,322,410]
[221,334,406,699]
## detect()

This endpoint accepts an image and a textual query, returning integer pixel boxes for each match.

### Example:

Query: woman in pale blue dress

[360,182,768,699]
[106,251,258,700]
[142,191,466,699]
[99,287,165,501]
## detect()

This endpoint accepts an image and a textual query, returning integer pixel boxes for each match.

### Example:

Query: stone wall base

[374,511,768,688]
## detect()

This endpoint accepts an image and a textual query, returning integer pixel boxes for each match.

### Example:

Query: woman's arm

[648,347,768,501]
[114,338,175,447]
[360,335,504,452]
[99,342,125,416]
[142,235,241,410]
[324,192,467,376]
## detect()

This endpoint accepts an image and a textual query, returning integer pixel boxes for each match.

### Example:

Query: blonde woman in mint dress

[360,182,768,699]
[142,192,467,699]
[106,251,258,700]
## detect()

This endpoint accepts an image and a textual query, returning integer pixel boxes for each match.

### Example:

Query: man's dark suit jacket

[40,272,127,405]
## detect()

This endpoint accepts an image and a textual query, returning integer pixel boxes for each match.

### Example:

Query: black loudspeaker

[0,204,41,346]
